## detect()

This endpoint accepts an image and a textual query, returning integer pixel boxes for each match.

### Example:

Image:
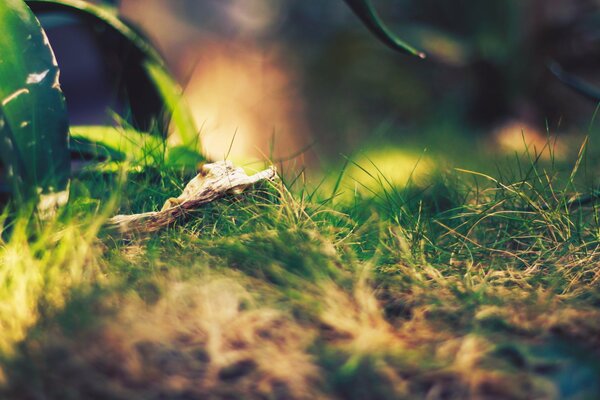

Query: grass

[0,132,599,399]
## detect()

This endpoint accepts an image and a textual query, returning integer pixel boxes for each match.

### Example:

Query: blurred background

[43,0,600,178]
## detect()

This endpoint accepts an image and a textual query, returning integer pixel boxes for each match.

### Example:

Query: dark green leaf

[343,0,425,58]
[0,0,70,198]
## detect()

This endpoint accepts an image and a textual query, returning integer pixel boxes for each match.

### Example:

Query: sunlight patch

[340,148,435,199]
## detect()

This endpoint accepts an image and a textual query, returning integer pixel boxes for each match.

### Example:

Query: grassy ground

[0,133,600,399]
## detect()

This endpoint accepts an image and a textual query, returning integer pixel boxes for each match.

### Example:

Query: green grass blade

[0,0,70,198]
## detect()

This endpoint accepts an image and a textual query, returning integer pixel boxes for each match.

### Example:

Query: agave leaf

[0,0,70,199]
[27,0,200,151]
[343,0,425,58]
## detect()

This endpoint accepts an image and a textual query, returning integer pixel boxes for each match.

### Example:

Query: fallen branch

[106,161,277,235]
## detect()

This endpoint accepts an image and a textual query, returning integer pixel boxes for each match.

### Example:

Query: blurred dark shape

[284,0,600,153]
[34,14,117,126]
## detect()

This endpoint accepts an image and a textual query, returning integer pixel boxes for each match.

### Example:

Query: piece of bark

[106,161,277,235]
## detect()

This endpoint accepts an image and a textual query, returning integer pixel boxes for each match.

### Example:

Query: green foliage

[0,0,70,198]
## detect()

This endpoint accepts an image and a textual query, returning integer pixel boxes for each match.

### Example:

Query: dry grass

[3,278,324,399]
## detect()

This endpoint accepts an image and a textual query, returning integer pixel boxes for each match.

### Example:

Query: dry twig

[106,161,277,235]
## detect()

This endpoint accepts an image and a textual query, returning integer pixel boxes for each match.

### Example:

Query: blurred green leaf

[70,125,203,170]
[165,145,205,169]
[0,0,70,199]
[70,125,164,166]
[145,62,200,149]
[343,0,425,58]
[549,62,600,103]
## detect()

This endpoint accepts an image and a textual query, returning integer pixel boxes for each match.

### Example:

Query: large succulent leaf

[343,0,425,58]
[27,0,200,150]
[0,0,70,199]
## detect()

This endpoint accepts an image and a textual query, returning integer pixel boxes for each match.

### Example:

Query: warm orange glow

[181,40,311,164]
[121,1,313,165]
[491,119,565,160]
